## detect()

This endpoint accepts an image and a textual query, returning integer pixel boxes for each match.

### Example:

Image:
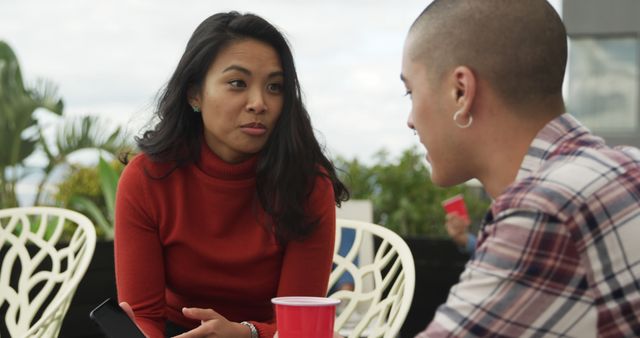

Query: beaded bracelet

[240,321,258,338]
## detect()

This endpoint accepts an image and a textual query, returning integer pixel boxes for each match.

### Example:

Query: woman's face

[190,38,284,163]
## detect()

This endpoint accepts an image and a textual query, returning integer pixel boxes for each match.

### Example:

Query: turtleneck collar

[195,139,258,181]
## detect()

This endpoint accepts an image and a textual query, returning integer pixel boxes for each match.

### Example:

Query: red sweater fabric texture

[114,144,336,338]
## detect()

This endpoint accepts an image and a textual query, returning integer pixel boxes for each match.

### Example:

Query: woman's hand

[173,307,250,338]
[119,301,149,338]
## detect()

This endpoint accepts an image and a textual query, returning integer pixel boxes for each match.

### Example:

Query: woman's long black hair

[135,12,349,243]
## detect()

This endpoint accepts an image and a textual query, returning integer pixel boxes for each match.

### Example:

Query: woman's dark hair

[135,11,349,243]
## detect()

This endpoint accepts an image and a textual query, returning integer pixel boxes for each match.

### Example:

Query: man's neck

[475,106,562,199]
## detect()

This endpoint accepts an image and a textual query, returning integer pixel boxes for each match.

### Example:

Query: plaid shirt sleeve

[418,208,598,338]
[416,114,640,338]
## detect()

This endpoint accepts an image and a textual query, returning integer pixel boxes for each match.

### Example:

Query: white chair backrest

[0,207,96,338]
[329,218,415,338]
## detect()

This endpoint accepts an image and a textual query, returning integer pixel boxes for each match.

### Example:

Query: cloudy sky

[1,0,562,166]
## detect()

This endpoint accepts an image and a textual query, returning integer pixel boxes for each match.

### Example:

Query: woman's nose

[246,89,267,114]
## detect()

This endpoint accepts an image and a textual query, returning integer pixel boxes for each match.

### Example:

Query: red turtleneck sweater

[114,144,336,338]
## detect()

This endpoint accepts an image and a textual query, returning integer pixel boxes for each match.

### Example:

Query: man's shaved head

[407,0,567,107]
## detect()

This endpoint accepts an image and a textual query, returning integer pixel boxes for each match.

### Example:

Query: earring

[192,105,200,113]
[413,129,417,136]
[453,109,473,128]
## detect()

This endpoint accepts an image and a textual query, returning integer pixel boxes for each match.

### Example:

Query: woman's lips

[240,122,267,136]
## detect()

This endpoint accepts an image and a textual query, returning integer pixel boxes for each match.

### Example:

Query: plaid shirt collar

[516,113,592,182]
[482,114,594,232]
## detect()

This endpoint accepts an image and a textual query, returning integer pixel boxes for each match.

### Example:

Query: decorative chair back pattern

[329,219,415,338]
[0,207,96,338]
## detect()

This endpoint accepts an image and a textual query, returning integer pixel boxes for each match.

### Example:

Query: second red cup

[272,296,340,338]
[442,194,469,221]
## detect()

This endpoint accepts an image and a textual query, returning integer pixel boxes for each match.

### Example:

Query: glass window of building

[567,36,638,133]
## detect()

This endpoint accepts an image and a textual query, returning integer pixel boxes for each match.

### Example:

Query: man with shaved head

[401,0,640,337]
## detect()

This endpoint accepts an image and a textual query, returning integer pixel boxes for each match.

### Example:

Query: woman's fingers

[174,308,245,338]
[182,307,222,321]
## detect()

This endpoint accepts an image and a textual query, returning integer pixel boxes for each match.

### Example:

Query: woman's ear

[452,66,476,111]
[187,85,201,109]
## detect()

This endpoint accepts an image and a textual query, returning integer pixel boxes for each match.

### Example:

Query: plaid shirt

[417,114,640,337]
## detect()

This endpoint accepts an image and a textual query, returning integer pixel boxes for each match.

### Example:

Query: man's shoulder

[542,145,636,189]
[503,143,640,220]
[539,142,640,191]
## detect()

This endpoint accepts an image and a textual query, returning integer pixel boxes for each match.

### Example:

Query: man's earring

[453,109,473,128]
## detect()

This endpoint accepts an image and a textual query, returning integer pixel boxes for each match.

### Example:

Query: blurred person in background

[444,213,476,255]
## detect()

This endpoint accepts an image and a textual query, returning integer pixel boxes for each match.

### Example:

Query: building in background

[563,0,640,147]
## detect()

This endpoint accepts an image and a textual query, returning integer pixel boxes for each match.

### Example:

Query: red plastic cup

[272,296,340,338]
[442,194,469,221]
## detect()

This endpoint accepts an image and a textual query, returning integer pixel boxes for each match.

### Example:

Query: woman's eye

[267,83,283,94]
[229,80,247,88]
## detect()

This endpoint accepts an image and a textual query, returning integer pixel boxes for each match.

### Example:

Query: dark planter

[60,240,117,338]
[400,237,470,338]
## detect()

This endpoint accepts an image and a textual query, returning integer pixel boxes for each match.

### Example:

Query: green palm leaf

[34,115,130,205]
[98,157,119,220]
[69,195,114,239]
[0,40,64,207]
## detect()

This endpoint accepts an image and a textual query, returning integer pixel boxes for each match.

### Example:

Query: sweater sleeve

[114,159,166,338]
[252,175,337,338]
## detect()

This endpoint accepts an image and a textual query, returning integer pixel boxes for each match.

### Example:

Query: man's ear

[451,66,476,112]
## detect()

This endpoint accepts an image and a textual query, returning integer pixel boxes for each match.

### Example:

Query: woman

[115,12,348,338]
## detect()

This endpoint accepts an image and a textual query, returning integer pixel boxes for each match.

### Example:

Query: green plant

[55,158,123,239]
[0,40,63,208]
[336,147,490,237]
[35,115,127,205]
[0,41,129,208]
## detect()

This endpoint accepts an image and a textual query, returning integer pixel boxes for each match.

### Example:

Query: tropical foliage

[0,40,129,208]
[55,158,123,239]
[35,115,127,205]
[0,40,63,207]
[336,147,491,237]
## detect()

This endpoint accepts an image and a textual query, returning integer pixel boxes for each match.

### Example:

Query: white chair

[0,207,96,338]
[329,219,415,338]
